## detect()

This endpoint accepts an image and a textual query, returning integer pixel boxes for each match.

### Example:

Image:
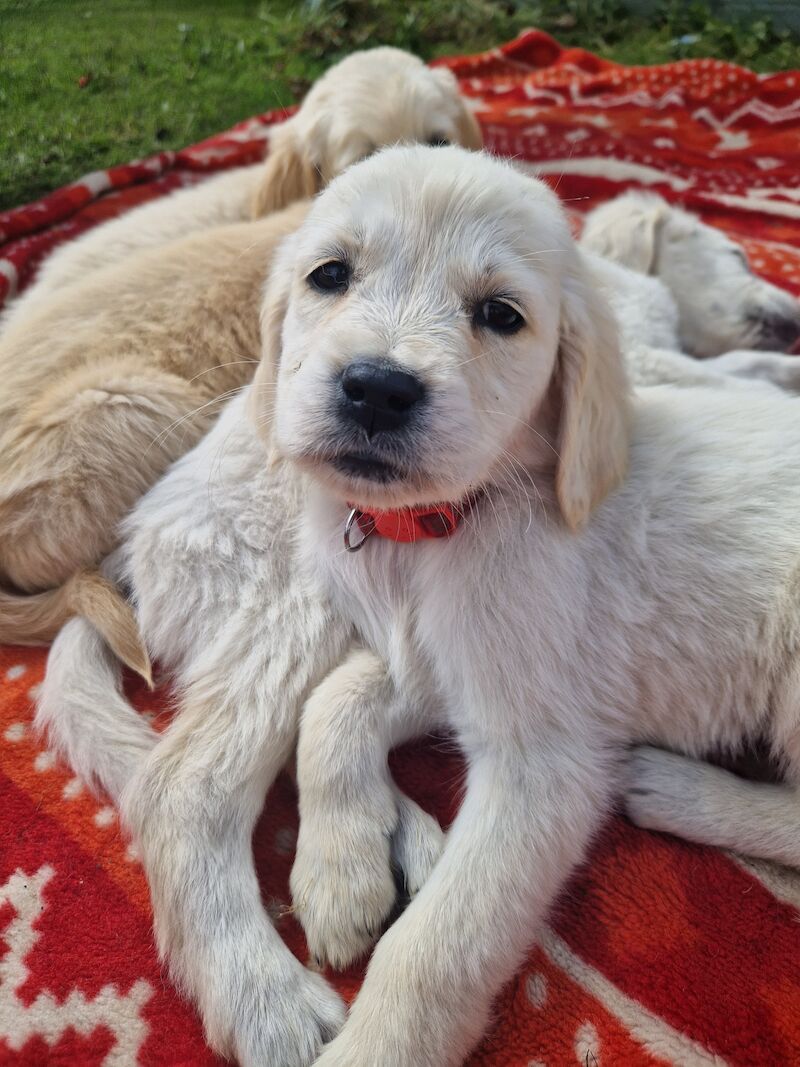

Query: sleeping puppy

[2,46,481,330]
[580,190,800,357]
[0,52,481,649]
[251,145,799,1065]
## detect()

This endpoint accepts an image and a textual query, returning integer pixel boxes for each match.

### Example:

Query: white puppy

[38,146,800,1067]
[587,251,800,393]
[3,47,480,329]
[581,190,800,356]
[253,145,799,1065]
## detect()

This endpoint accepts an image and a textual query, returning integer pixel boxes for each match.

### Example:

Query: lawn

[1,0,798,212]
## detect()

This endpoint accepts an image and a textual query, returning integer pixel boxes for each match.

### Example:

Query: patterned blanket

[2,30,800,1067]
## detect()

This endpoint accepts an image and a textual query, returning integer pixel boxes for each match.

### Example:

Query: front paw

[391,790,445,895]
[624,745,701,833]
[291,811,397,969]
[205,951,345,1067]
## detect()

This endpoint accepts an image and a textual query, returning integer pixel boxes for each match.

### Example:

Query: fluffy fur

[580,190,800,356]
[263,147,800,1065]
[2,47,480,331]
[39,147,800,1066]
[0,49,481,644]
[0,204,307,640]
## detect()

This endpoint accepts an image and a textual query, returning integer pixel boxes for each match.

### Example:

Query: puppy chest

[314,533,438,694]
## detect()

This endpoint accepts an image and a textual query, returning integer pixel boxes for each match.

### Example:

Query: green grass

[1,0,798,212]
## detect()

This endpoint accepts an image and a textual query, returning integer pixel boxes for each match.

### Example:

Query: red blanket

[2,31,800,1067]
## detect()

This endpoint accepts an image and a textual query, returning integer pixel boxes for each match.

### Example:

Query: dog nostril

[387,393,412,413]
[344,382,366,403]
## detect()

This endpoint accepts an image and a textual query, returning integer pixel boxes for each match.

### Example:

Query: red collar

[344,499,472,551]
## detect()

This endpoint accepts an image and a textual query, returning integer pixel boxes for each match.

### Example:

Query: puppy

[0,51,481,646]
[251,145,799,1066]
[587,251,800,392]
[580,190,800,356]
[2,46,481,330]
[38,147,800,1065]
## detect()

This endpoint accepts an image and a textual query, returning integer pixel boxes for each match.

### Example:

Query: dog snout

[339,359,425,436]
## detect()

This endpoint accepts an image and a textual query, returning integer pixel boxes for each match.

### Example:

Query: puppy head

[255,145,628,530]
[251,47,482,217]
[582,192,800,357]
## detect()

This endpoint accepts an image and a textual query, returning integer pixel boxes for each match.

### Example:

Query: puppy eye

[428,135,450,147]
[308,260,350,293]
[732,247,749,267]
[475,299,524,335]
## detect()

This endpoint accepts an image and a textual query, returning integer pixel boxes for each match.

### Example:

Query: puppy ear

[248,236,296,442]
[580,194,667,275]
[455,103,484,151]
[251,122,320,218]
[432,66,483,150]
[555,250,630,529]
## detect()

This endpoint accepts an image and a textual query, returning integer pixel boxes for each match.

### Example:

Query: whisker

[188,359,260,384]
[477,408,560,461]
[145,387,249,456]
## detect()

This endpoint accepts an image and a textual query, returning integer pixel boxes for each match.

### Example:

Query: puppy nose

[340,359,425,435]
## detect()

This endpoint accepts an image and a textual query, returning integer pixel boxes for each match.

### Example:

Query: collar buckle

[344,507,375,552]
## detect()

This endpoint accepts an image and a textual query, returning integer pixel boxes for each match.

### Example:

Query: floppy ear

[247,237,296,443]
[431,66,483,150]
[555,250,630,529]
[580,194,667,275]
[251,122,321,218]
[455,103,484,151]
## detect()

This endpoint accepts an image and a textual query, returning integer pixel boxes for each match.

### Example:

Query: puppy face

[252,48,482,217]
[258,146,628,528]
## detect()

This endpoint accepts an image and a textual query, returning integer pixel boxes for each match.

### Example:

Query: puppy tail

[35,616,156,804]
[0,571,152,687]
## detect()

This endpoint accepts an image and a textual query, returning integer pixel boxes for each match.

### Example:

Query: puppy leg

[625,746,800,867]
[315,738,613,1067]
[36,617,157,802]
[625,344,778,392]
[699,350,800,393]
[122,615,349,1067]
[291,648,443,969]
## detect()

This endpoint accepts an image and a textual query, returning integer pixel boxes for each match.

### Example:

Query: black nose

[340,359,425,436]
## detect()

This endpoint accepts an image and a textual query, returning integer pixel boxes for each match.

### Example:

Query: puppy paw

[291,807,397,970]
[391,790,445,895]
[198,940,345,1067]
[624,745,708,834]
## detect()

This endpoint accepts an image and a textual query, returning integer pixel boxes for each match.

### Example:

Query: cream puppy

[580,190,800,357]
[254,145,800,1066]
[38,147,800,1066]
[2,47,480,331]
